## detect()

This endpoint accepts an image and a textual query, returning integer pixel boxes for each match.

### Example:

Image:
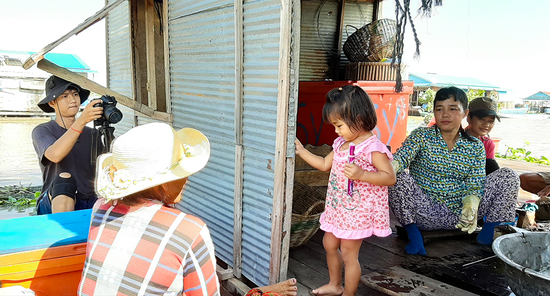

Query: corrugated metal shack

[26,0,402,288]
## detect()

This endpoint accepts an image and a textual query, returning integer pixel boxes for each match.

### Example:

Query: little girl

[295,85,396,296]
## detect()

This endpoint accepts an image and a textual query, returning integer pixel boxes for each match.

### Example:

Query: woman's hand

[344,163,363,180]
[537,185,550,198]
[456,195,480,234]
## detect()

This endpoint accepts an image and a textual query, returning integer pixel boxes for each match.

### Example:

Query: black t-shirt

[32,120,101,203]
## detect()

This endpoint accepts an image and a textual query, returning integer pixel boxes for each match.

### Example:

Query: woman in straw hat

[78,122,297,296]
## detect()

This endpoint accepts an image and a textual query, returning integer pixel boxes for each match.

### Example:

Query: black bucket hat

[38,76,91,113]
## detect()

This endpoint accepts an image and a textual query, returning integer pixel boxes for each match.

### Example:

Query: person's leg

[251,278,297,296]
[478,168,519,244]
[50,172,77,213]
[389,172,459,255]
[311,232,344,296]
[519,172,548,195]
[340,239,363,296]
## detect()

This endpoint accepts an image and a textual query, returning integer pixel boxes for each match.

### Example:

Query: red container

[297,81,414,152]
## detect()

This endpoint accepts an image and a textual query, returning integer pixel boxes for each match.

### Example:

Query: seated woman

[78,122,297,296]
[389,87,519,256]
[465,97,501,175]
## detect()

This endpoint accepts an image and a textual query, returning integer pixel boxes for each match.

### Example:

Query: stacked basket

[343,19,398,81]
[290,181,326,249]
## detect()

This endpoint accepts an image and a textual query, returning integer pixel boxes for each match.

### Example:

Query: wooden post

[23,0,127,69]
[279,0,302,282]
[332,0,346,80]
[269,0,292,285]
[233,0,244,279]
[145,0,158,110]
[37,59,172,122]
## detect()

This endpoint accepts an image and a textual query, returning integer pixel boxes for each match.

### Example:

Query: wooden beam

[145,0,158,110]
[163,0,172,114]
[232,0,244,279]
[37,59,172,123]
[269,0,292,285]
[23,0,127,69]
[332,0,346,80]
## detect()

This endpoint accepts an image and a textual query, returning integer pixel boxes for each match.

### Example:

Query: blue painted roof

[0,49,96,73]
[522,91,550,101]
[409,72,506,93]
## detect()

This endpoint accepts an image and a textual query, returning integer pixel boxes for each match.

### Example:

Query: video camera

[93,95,123,126]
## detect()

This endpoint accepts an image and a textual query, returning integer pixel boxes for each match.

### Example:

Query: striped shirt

[393,127,485,214]
[78,199,220,296]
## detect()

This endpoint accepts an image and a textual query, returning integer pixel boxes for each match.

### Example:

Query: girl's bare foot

[311,284,344,296]
[257,278,298,296]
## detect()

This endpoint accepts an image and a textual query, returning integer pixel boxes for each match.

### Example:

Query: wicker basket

[343,19,397,63]
[342,24,370,63]
[290,182,326,249]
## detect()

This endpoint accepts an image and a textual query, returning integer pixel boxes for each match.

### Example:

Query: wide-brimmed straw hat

[95,122,210,200]
[38,75,91,113]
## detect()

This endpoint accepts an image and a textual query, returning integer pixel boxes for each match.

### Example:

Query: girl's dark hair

[117,178,187,207]
[433,86,475,142]
[322,85,377,133]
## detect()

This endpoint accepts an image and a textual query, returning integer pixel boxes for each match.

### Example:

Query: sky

[0,0,106,84]
[1,0,549,101]
[381,0,550,100]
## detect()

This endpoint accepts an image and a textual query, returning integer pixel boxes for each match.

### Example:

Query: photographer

[32,75,105,215]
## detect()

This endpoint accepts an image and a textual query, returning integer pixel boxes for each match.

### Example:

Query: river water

[0,115,548,219]
[1,116,549,188]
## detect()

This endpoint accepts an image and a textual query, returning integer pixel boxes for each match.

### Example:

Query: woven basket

[367,19,397,62]
[290,182,326,249]
[343,19,397,63]
[343,24,370,63]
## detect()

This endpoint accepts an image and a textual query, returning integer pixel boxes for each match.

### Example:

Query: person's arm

[295,139,334,172]
[44,100,103,163]
[392,127,425,173]
[345,151,396,186]
[485,158,500,175]
[464,142,486,199]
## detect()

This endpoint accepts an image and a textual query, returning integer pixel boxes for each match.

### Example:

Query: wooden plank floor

[288,159,550,295]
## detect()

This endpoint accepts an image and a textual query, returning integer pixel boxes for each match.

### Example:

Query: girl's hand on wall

[294,139,305,156]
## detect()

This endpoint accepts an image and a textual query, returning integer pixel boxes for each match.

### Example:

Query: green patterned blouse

[393,127,485,215]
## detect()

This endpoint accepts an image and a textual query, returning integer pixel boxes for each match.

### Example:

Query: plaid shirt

[393,127,485,215]
[78,199,220,296]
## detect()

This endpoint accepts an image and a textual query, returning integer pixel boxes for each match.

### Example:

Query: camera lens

[104,105,123,124]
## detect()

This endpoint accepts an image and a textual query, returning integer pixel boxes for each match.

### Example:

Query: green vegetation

[496,141,550,165]
[0,185,40,212]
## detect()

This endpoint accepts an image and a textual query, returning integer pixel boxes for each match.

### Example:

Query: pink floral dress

[319,135,393,239]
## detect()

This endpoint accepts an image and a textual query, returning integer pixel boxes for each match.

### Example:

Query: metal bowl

[492,232,550,296]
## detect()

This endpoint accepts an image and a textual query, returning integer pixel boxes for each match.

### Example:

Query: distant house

[522,91,550,112]
[0,50,96,112]
[408,72,507,108]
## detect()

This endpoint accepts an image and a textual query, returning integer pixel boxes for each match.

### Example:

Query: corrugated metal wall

[241,0,281,286]
[299,0,373,81]
[299,0,338,81]
[106,0,135,136]
[167,0,237,269]
[166,0,282,286]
